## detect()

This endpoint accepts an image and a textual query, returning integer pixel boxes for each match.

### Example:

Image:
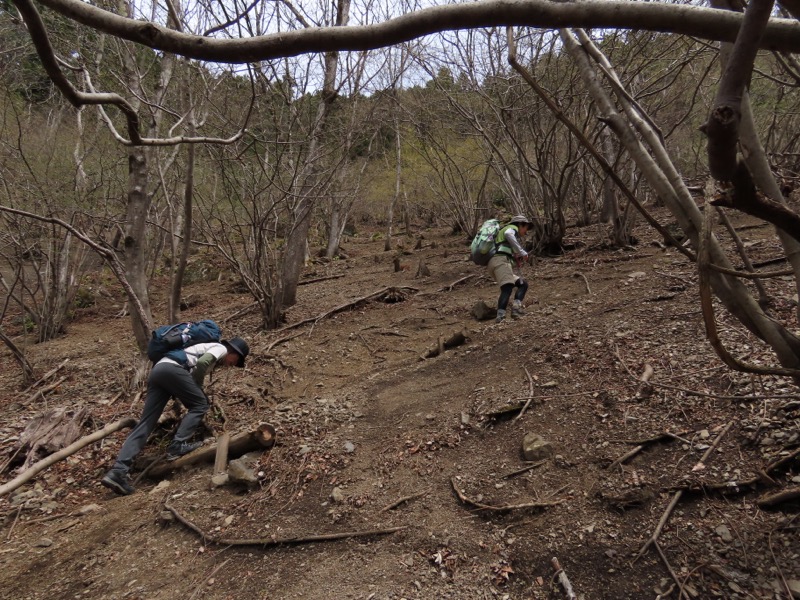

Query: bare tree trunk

[281,0,350,307]
[385,114,402,252]
[124,146,155,349]
[326,205,343,259]
[0,328,34,384]
[169,127,195,323]
[561,27,800,368]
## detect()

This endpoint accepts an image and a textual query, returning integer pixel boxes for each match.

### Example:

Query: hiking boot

[101,469,135,496]
[166,440,202,461]
[511,307,525,319]
[494,309,506,323]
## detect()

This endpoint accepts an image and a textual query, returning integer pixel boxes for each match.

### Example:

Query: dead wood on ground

[299,274,345,285]
[756,486,800,508]
[501,460,547,479]
[512,367,536,422]
[22,376,69,407]
[22,359,69,394]
[450,477,563,512]
[635,421,733,561]
[0,417,136,497]
[606,430,694,471]
[422,330,466,359]
[210,432,231,488]
[163,502,404,546]
[278,287,418,334]
[438,274,476,292]
[17,407,89,469]
[379,490,429,512]
[148,423,275,478]
[551,557,577,600]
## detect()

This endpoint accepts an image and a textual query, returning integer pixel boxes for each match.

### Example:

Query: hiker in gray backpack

[101,336,250,496]
[487,215,532,323]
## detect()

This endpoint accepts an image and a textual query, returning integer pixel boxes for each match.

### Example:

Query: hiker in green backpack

[487,215,532,323]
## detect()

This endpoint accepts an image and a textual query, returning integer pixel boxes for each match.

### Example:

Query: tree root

[450,477,563,512]
[163,502,404,547]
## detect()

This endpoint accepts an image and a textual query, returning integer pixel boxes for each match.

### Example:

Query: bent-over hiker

[487,215,532,323]
[101,336,250,496]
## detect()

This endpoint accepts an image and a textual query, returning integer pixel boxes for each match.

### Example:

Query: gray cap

[510,215,533,225]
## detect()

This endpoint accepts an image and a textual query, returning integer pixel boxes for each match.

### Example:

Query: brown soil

[1,210,798,600]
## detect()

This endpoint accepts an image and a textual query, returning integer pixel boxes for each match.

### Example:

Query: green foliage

[73,287,96,309]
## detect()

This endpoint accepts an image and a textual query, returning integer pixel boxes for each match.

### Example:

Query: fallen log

[148,423,276,478]
[0,417,136,497]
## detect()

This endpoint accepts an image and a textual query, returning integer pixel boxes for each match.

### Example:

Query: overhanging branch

[32,0,800,64]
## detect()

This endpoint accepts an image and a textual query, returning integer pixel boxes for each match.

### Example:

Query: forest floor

[0,207,799,600]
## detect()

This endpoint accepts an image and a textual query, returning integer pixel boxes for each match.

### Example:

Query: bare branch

[31,0,800,64]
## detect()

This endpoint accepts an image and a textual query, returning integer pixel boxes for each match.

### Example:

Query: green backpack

[470,219,501,265]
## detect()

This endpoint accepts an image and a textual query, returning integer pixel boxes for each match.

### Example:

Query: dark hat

[223,337,249,368]
[509,214,533,226]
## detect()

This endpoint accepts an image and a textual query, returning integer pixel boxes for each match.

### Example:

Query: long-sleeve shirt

[160,342,228,386]
[497,226,528,258]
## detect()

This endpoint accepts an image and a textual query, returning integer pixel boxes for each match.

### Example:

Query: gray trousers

[112,362,209,472]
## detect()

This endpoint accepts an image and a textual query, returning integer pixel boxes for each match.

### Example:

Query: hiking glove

[192,352,217,387]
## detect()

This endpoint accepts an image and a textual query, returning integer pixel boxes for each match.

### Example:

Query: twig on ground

[768,515,798,600]
[655,540,696,599]
[501,460,547,479]
[450,477,563,512]
[551,557,577,599]
[129,391,142,410]
[22,376,68,406]
[438,274,476,292]
[164,502,403,546]
[614,346,800,401]
[6,505,22,541]
[757,486,800,508]
[357,334,373,353]
[188,558,231,600]
[635,421,733,561]
[765,446,800,473]
[278,286,418,334]
[223,302,257,323]
[607,431,694,470]
[0,445,23,475]
[23,359,69,393]
[265,331,305,352]
[572,271,591,295]
[299,274,345,286]
[607,444,646,471]
[379,490,429,512]
[513,367,536,422]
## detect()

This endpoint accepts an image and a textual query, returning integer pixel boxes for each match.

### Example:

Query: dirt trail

[1,215,798,600]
